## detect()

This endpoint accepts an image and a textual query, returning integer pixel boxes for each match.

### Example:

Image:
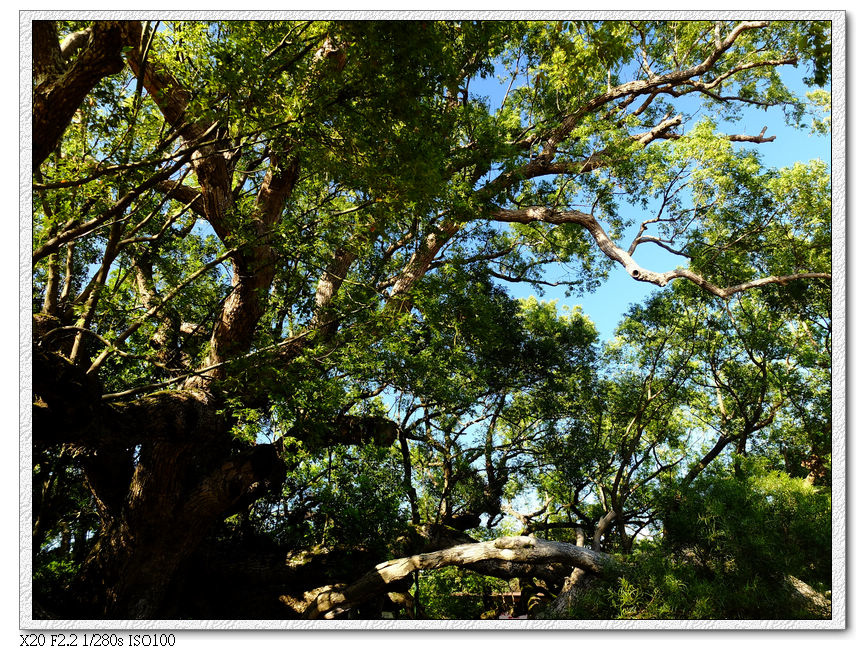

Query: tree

[30,18,832,619]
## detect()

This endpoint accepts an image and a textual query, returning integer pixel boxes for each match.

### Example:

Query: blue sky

[470,50,831,343]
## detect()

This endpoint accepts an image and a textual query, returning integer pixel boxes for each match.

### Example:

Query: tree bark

[304,536,614,619]
[69,439,285,618]
[32,21,139,169]
[33,339,290,618]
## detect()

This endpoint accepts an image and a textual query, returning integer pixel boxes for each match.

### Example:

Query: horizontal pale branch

[488,206,830,300]
[669,269,832,299]
[304,535,614,619]
[658,125,776,144]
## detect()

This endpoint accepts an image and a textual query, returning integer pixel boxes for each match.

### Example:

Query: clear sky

[472,50,831,343]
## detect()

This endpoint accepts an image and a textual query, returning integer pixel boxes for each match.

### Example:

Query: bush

[419,566,512,619]
[561,460,831,619]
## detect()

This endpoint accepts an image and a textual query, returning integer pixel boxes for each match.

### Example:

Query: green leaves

[32,18,832,620]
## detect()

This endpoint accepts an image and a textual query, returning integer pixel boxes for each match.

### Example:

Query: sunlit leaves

[32,18,833,619]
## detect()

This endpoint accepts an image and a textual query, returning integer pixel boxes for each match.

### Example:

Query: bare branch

[304,536,614,619]
[488,206,830,299]
[629,236,692,258]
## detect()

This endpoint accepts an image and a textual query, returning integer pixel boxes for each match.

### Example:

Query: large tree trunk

[31,21,303,618]
[70,437,285,618]
[33,344,287,618]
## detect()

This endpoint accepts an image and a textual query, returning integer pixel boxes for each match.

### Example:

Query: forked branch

[488,206,830,299]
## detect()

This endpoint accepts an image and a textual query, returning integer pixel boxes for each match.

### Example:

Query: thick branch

[33,342,225,449]
[659,125,777,144]
[304,536,614,619]
[199,157,300,380]
[33,21,140,168]
[387,219,461,312]
[32,21,65,87]
[292,415,399,450]
[488,206,830,299]
[593,510,617,552]
[681,435,731,487]
[311,248,358,336]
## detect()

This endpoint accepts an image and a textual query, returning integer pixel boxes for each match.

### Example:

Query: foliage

[253,442,409,553]
[419,566,512,619]
[664,458,831,588]
[31,17,833,620]
[563,460,830,619]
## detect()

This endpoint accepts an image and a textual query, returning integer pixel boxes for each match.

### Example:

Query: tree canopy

[30,18,833,622]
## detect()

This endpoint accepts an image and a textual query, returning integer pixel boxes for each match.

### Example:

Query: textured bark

[33,329,289,618]
[544,566,598,619]
[784,575,831,618]
[304,536,614,619]
[202,158,300,380]
[32,21,65,87]
[123,28,302,383]
[387,220,461,312]
[133,258,183,371]
[71,441,285,618]
[312,248,358,337]
[32,21,139,168]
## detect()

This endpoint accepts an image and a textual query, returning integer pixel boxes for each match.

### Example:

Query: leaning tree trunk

[304,536,615,619]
